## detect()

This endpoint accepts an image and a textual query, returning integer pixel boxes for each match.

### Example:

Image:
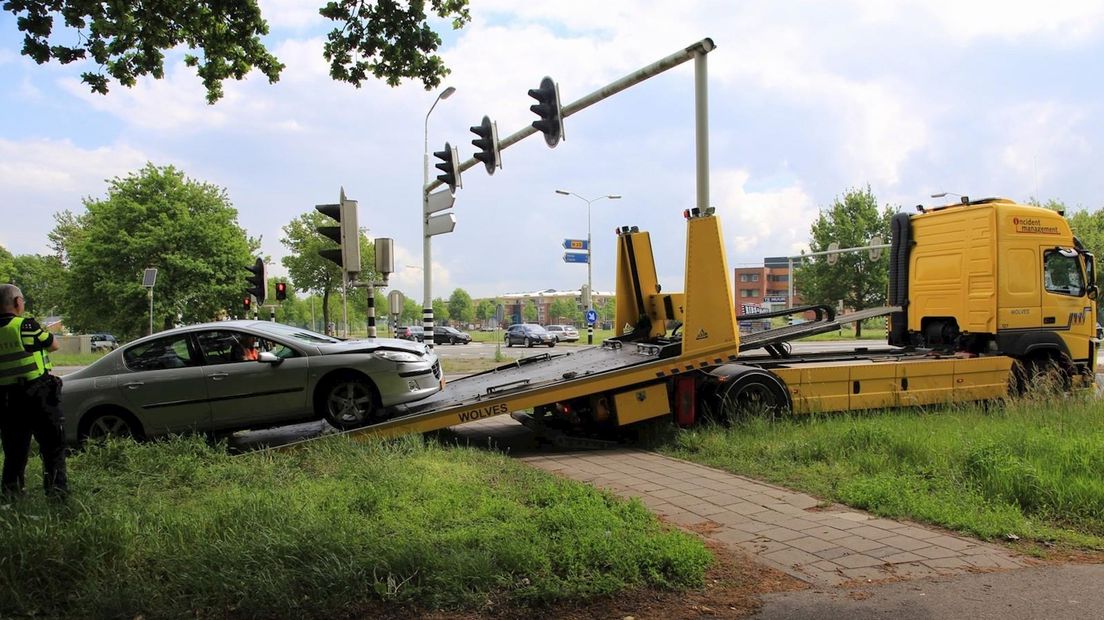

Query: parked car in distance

[396,326,424,342]
[433,326,471,345]
[504,323,556,348]
[89,333,119,352]
[61,320,442,444]
[544,324,579,343]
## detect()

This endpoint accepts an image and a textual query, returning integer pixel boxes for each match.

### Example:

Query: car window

[196,330,296,365]
[123,335,196,371]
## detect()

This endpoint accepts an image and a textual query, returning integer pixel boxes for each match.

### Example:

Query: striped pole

[422,307,434,348]
[367,286,376,338]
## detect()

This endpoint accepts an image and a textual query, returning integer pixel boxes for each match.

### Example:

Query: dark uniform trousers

[0,375,68,496]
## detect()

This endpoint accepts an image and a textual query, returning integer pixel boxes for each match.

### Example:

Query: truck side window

[1043,249,1085,297]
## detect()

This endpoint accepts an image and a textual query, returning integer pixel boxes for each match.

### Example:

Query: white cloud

[713,169,819,261]
[258,0,325,30]
[996,101,1092,194]
[0,138,151,253]
[853,0,1104,43]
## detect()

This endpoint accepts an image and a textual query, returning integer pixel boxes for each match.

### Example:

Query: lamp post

[554,190,621,343]
[422,86,455,347]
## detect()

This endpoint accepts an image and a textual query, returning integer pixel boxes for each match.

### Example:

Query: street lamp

[554,189,621,343]
[422,86,455,346]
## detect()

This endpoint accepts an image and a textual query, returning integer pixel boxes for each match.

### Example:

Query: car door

[194,330,312,430]
[118,333,211,436]
[1041,248,1094,361]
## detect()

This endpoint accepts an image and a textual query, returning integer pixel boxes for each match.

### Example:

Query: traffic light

[243,296,252,312]
[528,76,564,147]
[433,142,462,192]
[470,115,501,175]
[245,257,266,304]
[275,281,287,301]
[315,188,362,275]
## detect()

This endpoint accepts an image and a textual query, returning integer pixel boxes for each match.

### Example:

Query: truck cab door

[1041,247,1093,363]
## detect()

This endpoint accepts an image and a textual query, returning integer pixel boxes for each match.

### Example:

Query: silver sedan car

[61,321,442,444]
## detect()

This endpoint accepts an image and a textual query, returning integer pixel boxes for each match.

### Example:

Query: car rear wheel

[548,341,555,348]
[319,374,380,430]
[80,408,143,443]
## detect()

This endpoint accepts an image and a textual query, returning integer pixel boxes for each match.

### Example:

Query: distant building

[733,256,798,310]
[476,288,614,327]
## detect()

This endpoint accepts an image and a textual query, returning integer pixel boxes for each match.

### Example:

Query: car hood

[315,336,430,356]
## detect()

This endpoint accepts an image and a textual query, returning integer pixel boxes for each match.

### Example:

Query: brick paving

[445,416,1027,588]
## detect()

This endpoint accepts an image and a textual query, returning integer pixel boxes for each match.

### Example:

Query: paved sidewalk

[445,416,1027,588]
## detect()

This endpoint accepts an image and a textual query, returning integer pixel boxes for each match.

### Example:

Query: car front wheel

[319,374,380,430]
[505,337,512,347]
[525,337,532,348]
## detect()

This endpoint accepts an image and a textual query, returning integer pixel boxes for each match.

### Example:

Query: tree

[280,212,379,334]
[0,245,13,282]
[447,288,473,324]
[795,186,894,337]
[9,254,66,317]
[431,298,448,324]
[401,296,422,325]
[522,299,538,323]
[56,164,254,339]
[5,0,471,103]
[548,297,578,324]
[474,298,495,323]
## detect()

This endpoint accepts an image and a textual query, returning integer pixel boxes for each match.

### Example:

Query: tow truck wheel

[712,372,789,422]
[319,374,380,430]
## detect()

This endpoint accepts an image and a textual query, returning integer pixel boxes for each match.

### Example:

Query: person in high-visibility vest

[0,284,68,498]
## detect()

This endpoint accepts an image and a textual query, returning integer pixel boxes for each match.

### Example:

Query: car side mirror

[257,351,282,364]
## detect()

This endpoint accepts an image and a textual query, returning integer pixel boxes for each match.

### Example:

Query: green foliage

[0,436,709,617]
[321,0,471,89]
[661,394,1104,549]
[432,297,448,323]
[5,1,470,103]
[548,297,580,324]
[522,299,538,322]
[279,212,380,331]
[0,244,13,281]
[474,298,495,322]
[447,288,473,324]
[796,186,894,336]
[401,295,422,324]
[55,164,253,339]
[9,253,66,316]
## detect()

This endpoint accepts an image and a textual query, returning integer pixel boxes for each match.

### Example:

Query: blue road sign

[563,252,589,264]
[563,239,588,250]
[586,309,598,325]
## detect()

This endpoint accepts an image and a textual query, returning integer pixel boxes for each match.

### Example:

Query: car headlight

[373,350,423,363]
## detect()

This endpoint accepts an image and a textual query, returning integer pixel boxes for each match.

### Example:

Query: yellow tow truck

[327,195,1095,446]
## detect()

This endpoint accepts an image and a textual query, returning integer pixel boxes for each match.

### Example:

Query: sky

[3,0,1104,302]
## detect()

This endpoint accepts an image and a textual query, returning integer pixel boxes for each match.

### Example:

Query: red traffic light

[243,297,252,310]
[275,282,288,301]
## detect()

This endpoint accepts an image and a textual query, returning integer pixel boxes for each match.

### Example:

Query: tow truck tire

[711,371,789,422]
[318,373,380,430]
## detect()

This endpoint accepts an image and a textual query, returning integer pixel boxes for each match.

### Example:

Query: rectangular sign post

[562,239,588,251]
[563,252,589,264]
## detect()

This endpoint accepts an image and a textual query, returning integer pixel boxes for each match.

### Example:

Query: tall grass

[1,436,710,618]
[661,392,1104,550]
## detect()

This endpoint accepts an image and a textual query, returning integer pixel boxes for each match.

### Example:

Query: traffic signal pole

[420,38,715,341]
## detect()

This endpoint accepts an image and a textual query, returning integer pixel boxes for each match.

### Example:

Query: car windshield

[252,322,341,344]
[443,327,460,334]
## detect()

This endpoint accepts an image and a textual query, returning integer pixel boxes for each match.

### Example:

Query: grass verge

[1,436,710,618]
[657,393,1104,552]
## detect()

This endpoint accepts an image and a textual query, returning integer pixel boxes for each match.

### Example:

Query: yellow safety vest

[0,316,48,385]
